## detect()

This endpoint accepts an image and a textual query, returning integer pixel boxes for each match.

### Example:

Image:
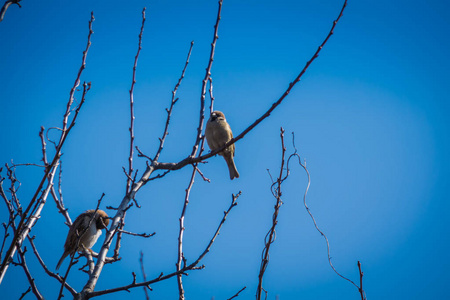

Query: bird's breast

[80,223,102,249]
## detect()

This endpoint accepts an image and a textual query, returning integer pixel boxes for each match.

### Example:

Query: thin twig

[139,251,150,300]
[86,192,241,298]
[0,0,21,22]
[83,248,95,275]
[27,235,77,296]
[118,229,155,238]
[208,77,215,115]
[191,0,223,158]
[57,251,79,300]
[176,166,197,300]
[18,287,31,300]
[17,246,44,299]
[256,128,286,300]
[127,7,146,193]
[358,261,367,300]
[0,12,94,280]
[287,131,365,297]
[227,286,246,300]
[153,40,194,162]
[151,0,348,172]
[114,7,146,263]
[290,151,359,289]
[10,163,45,168]
[194,165,210,183]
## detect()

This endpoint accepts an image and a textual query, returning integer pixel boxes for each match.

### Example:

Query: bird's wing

[64,211,94,251]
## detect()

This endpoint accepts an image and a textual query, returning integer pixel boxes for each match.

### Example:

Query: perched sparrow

[205,111,240,180]
[56,209,109,270]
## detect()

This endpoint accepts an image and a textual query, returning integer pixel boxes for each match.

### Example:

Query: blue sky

[1,0,449,299]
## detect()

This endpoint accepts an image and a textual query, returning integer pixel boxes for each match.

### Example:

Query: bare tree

[0,0,367,299]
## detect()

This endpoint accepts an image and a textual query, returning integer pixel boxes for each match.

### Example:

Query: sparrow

[56,209,110,270]
[205,111,240,180]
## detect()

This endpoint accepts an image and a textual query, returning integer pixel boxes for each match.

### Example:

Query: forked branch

[151,0,348,172]
[0,12,94,281]
[86,192,241,298]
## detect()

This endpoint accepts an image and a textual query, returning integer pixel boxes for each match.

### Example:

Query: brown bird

[205,111,240,180]
[56,209,109,270]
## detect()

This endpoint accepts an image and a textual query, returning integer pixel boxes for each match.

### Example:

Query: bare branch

[83,248,95,275]
[146,169,171,182]
[10,163,45,168]
[289,147,360,289]
[358,261,367,300]
[139,251,150,300]
[113,218,125,261]
[208,77,215,115]
[0,12,94,280]
[136,146,153,162]
[227,286,246,300]
[127,7,146,193]
[0,223,10,263]
[190,0,223,158]
[113,8,146,263]
[0,0,21,23]
[86,250,116,264]
[79,4,223,294]
[176,166,197,300]
[152,0,348,172]
[50,162,72,226]
[73,1,347,297]
[27,235,77,296]
[0,159,60,283]
[286,131,366,298]
[153,40,194,162]
[86,191,241,298]
[57,251,79,300]
[188,191,241,268]
[39,127,49,167]
[18,287,31,300]
[257,128,286,300]
[62,12,94,136]
[118,229,155,238]
[194,165,210,183]
[17,246,44,300]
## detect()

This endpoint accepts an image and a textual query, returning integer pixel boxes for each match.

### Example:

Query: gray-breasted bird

[205,111,240,180]
[56,209,109,270]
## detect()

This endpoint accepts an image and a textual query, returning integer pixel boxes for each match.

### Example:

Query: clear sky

[1,0,449,299]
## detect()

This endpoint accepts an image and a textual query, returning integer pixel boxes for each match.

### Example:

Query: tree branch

[151,0,348,173]
[86,192,241,298]
[139,251,150,300]
[27,235,77,297]
[0,0,21,22]
[190,0,223,158]
[256,128,286,300]
[153,40,194,162]
[358,261,367,300]
[227,286,246,300]
[0,11,94,280]
[176,166,197,300]
[17,246,44,300]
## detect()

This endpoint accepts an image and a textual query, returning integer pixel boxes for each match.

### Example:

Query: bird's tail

[56,252,68,270]
[224,155,239,180]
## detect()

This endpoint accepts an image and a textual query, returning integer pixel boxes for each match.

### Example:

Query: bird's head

[210,111,225,122]
[95,210,110,230]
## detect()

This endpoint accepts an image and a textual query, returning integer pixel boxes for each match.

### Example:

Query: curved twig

[0,0,21,23]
